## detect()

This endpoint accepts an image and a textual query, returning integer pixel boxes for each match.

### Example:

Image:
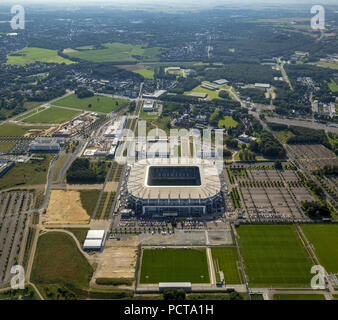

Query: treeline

[239,88,269,104]
[287,126,330,148]
[301,201,331,218]
[201,63,277,84]
[314,165,338,176]
[75,88,94,99]
[66,158,107,184]
[257,131,286,158]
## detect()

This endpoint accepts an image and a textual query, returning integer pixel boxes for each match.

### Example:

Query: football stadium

[127,159,224,217]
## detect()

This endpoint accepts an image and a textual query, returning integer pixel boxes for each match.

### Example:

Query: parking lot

[0,191,32,284]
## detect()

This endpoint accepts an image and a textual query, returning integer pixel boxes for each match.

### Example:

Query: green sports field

[140,249,210,284]
[211,247,242,284]
[53,94,127,113]
[7,47,74,66]
[301,224,338,274]
[237,225,313,287]
[22,107,80,124]
[65,42,163,63]
[273,294,325,300]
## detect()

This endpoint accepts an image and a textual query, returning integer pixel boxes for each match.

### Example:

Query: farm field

[0,155,54,190]
[211,247,242,284]
[0,123,49,137]
[140,249,210,284]
[22,107,80,124]
[65,42,163,63]
[7,47,74,65]
[53,94,127,113]
[31,232,93,289]
[273,294,326,300]
[237,225,313,287]
[133,69,154,79]
[218,116,238,129]
[301,224,338,274]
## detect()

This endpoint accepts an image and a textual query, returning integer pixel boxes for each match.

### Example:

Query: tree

[163,289,186,300]
[274,160,282,170]
[229,291,243,300]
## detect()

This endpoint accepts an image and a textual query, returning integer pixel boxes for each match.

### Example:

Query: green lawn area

[211,247,242,284]
[185,85,220,100]
[65,42,163,63]
[273,130,296,143]
[237,225,313,287]
[315,61,338,70]
[53,154,68,181]
[0,155,54,190]
[16,107,47,121]
[24,101,44,111]
[301,224,338,274]
[218,116,238,129]
[31,232,93,289]
[140,249,210,284]
[273,294,325,300]
[53,94,127,113]
[133,69,154,79]
[22,107,80,124]
[7,47,75,65]
[0,123,49,137]
[65,228,90,244]
[79,190,100,216]
[328,80,338,92]
[0,141,16,152]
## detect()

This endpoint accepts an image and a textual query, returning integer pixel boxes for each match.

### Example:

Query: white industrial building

[104,116,127,138]
[83,230,105,251]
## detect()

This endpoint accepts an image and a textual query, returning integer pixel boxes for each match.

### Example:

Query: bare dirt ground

[62,49,78,53]
[43,190,90,225]
[92,237,138,280]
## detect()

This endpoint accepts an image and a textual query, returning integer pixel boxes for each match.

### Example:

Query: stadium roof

[127,158,221,200]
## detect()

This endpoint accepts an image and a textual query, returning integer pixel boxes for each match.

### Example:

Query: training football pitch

[301,224,338,274]
[140,248,210,284]
[53,94,127,113]
[237,225,313,287]
[211,247,242,284]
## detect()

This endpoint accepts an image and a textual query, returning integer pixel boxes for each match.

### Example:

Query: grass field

[218,116,238,129]
[301,224,338,274]
[0,141,16,152]
[237,225,313,287]
[0,155,54,190]
[328,80,338,92]
[53,94,127,113]
[140,249,210,284]
[273,130,296,143]
[79,190,100,216]
[22,107,80,124]
[211,247,242,284]
[53,155,68,181]
[16,107,47,121]
[0,123,49,137]
[65,42,163,63]
[185,85,220,100]
[65,228,90,244]
[7,47,74,66]
[31,232,93,289]
[273,294,325,300]
[133,69,154,79]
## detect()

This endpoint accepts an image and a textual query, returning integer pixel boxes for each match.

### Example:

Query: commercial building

[29,138,64,153]
[104,116,127,138]
[0,162,14,177]
[143,100,154,112]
